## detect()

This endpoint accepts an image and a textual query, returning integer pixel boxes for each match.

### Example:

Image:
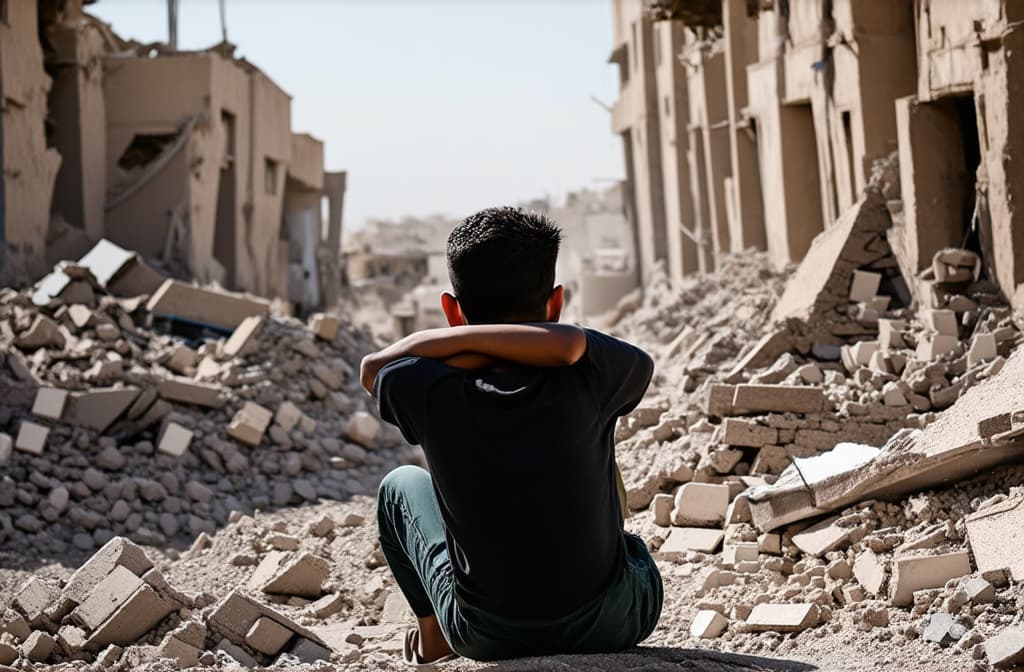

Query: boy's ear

[441,292,467,326]
[545,285,564,322]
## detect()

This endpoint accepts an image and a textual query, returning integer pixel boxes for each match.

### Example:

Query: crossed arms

[360,323,587,395]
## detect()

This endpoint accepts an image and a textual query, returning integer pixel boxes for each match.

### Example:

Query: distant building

[1,0,345,312]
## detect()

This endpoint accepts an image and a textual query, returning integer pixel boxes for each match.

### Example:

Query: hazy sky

[89,0,624,230]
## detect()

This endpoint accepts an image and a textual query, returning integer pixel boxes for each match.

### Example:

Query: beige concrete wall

[610,0,667,284]
[1,0,62,285]
[46,5,108,241]
[243,71,292,298]
[723,0,765,253]
[289,133,324,191]
[654,21,698,283]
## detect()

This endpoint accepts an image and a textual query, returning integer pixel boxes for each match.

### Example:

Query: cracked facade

[611,0,1024,315]
[1,0,345,311]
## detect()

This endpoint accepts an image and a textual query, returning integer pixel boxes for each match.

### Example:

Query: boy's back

[377,328,653,618]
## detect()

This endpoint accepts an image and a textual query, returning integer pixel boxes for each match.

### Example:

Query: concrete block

[985,627,1024,669]
[722,542,759,566]
[215,638,259,667]
[732,385,824,414]
[964,577,995,604]
[966,495,1024,581]
[32,387,68,420]
[227,402,273,447]
[15,421,48,455]
[290,637,332,663]
[878,319,908,350]
[158,377,224,409]
[206,590,325,651]
[14,578,59,626]
[842,585,865,603]
[720,418,778,447]
[62,537,154,606]
[21,630,56,662]
[916,334,959,361]
[307,593,346,619]
[147,279,270,331]
[64,387,140,433]
[922,613,967,646]
[83,585,175,650]
[223,315,263,358]
[651,494,673,527]
[250,551,328,598]
[246,617,294,655]
[889,551,971,606]
[757,533,781,555]
[56,624,86,655]
[703,384,736,417]
[671,483,730,526]
[275,402,303,432]
[849,270,882,303]
[790,514,856,557]
[968,333,998,368]
[690,609,728,639]
[923,309,958,336]
[344,412,380,448]
[746,603,818,632]
[71,566,144,630]
[656,528,724,557]
[853,551,886,595]
[157,422,193,458]
[157,636,201,669]
[309,313,340,341]
[850,341,879,367]
[95,644,124,667]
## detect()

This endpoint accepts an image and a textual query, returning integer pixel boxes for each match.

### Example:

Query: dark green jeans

[376,465,663,661]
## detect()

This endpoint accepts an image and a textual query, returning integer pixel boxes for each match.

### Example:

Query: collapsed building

[610,0,1024,320]
[1,0,346,311]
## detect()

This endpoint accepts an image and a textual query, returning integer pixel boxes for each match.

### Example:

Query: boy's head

[443,207,562,325]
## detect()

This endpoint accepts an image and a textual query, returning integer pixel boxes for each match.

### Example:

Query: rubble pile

[0,504,423,669]
[0,245,415,558]
[611,187,1024,668]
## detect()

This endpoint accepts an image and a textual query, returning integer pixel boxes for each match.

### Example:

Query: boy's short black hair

[446,207,561,324]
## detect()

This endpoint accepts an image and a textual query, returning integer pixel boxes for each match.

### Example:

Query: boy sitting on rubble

[360,207,663,664]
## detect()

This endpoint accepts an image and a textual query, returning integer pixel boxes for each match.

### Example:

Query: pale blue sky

[89,0,624,230]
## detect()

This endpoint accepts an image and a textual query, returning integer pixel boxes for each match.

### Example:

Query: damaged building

[610,0,1024,317]
[1,0,345,311]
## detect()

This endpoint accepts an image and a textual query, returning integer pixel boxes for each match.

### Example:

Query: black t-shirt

[375,328,654,619]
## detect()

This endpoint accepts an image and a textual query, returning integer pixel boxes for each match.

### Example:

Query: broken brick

[157,422,194,458]
[15,421,49,456]
[671,483,729,526]
[227,402,273,447]
[745,603,819,632]
[732,385,825,414]
[246,617,294,656]
[690,609,729,639]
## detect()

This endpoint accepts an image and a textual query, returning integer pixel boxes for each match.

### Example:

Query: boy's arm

[361,323,586,394]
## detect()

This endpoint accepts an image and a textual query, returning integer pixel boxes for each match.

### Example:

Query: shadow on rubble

[473,647,816,671]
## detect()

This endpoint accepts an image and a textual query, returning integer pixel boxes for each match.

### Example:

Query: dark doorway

[213,110,237,288]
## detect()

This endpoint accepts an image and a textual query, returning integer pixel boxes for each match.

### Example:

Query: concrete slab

[656,528,725,556]
[690,610,729,639]
[966,494,1024,581]
[986,627,1024,669]
[158,377,224,409]
[71,566,144,630]
[791,515,857,557]
[62,537,154,606]
[64,387,140,433]
[889,551,971,606]
[146,279,270,331]
[745,603,819,632]
[83,585,174,650]
[250,551,328,598]
[732,385,825,414]
[206,591,327,649]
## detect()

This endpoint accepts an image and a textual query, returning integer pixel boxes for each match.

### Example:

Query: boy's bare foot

[416,615,455,662]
